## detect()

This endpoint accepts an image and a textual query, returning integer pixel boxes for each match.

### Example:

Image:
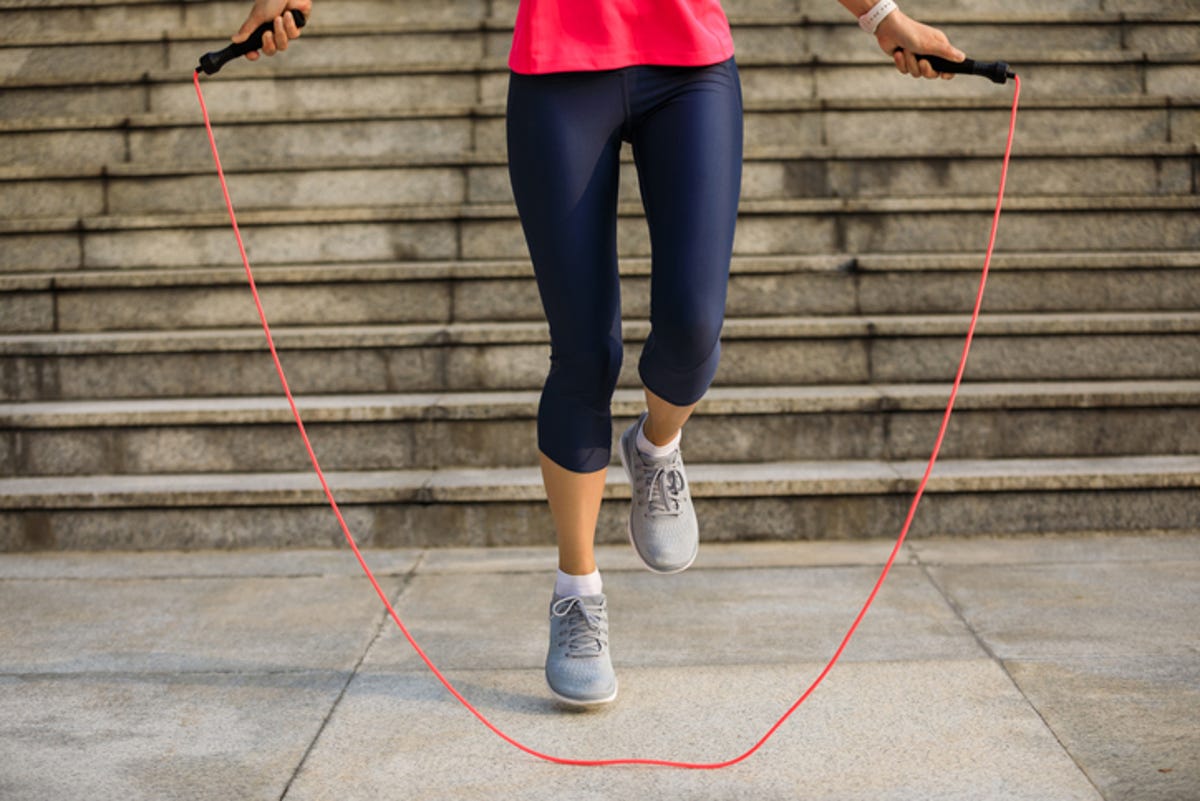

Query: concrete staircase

[2,0,1198,550]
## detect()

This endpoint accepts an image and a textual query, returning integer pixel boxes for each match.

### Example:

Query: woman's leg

[630,58,743,411]
[642,388,698,446]
[540,452,605,575]
[507,70,626,705]
[617,59,744,573]
[507,70,626,562]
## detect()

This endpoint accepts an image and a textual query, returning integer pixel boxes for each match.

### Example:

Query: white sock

[555,568,603,598]
[636,416,680,459]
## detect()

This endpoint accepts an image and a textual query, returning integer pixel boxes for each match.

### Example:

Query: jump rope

[194,16,1021,769]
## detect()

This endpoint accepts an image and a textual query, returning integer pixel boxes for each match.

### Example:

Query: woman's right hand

[874,11,965,79]
[232,0,312,61]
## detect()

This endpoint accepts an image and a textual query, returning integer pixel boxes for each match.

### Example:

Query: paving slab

[417,539,918,573]
[0,671,347,801]
[0,574,403,673]
[363,565,983,672]
[0,537,1193,800]
[0,546,421,580]
[922,541,1200,800]
[909,532,1200,566]
[283,661,1102,801]
[927,560,1200,659]
[1005,657,1200,801]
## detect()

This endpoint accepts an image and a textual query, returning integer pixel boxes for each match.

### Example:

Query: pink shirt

[508,0,735,75]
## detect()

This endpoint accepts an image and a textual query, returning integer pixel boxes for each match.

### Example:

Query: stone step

[2,0,1196,39]
[4,51,1197,120]
[504,0,1200,19]
[3,0,1194,555]
[9,0,1200,36]
[2,142,1195,219]
[0,0,487,40]
[5,13,1200,83]
[4,251,1200,334]
[1,454,1196,550]
[3,381,1198,476]
[2,311,1197,401]
[3,194,1197,272]
[4,94,1196,170]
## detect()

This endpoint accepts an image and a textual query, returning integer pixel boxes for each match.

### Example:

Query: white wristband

[858,0,898,35]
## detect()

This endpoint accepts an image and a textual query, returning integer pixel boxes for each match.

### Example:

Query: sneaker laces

[641,453,687,517]
[551,596,608,658]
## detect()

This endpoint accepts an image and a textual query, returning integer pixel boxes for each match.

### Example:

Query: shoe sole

[618,430,698,575]
[548,679,619,708]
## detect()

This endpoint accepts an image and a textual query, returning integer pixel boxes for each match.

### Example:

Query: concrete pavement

[1,534,1197,800]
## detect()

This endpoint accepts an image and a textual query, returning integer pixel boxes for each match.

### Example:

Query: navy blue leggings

[506,58,743,473]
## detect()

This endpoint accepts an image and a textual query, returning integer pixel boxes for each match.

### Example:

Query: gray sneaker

[618,412,699,574]
[545,593,617,707]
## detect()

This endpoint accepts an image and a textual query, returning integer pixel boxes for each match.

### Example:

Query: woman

[232,0,964,708]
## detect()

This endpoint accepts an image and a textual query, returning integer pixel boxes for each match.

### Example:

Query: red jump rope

[194,17,1021,768]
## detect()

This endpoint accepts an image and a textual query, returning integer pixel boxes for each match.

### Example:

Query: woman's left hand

[874,11,966,79]
[233,0,312,61]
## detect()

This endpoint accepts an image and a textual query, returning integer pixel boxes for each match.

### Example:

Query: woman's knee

[538,341,624,472]
[638,319,722,406]
[547,339,624,404]
[651,300,725,362]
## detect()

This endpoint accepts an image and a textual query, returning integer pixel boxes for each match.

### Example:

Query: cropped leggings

[506,58,743,473]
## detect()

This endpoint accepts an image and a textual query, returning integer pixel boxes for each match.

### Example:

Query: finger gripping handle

[915,53,1014,84]
[197,9,307,75]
